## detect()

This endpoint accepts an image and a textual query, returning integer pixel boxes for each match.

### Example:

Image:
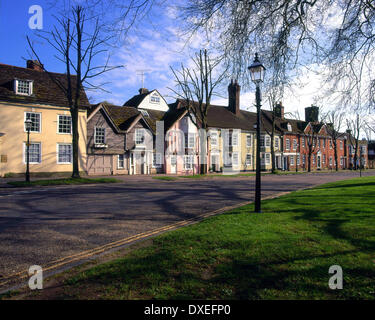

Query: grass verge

[11,176,375,299]
[7,177,121,187]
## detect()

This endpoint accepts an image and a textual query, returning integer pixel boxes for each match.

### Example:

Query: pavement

[0,170,373,293]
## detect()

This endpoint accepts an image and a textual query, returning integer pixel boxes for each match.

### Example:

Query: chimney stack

[228,79,240,115]
[275,101,284,119]
[305,105,319,122]
[27,60,44,72]
[139,88,149,95]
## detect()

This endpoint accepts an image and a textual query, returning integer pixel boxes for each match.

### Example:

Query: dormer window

[150,92,160,104]
[15,79,33,96]
[287,123,292,131]
[140,109,149,117]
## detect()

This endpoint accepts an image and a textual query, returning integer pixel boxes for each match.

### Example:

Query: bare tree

[325,110,346,171]
[169,49,228,174]
[178,1,375,111]
[346,114,365,170]
[27,5,120,178]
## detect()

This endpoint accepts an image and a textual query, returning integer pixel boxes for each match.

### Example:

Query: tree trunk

[334,140,339,171]
[308,153,312,172]
[71,107,80,178]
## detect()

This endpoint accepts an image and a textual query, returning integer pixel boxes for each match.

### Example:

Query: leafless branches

[168,49,228,130]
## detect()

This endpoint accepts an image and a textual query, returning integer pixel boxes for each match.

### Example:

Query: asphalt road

[0,171,373,292]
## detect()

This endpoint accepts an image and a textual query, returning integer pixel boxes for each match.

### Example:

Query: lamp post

[25,118,32,183]
[248,53,266,213]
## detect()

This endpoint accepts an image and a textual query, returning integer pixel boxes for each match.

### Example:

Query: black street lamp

[248,53,266,213]
[25,118,32,183]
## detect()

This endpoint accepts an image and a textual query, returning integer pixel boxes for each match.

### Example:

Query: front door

[283,156,288,171]
[130,153,136,175]
[170,155,177,174]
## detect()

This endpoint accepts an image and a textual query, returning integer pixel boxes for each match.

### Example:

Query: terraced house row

[0,62,370,177]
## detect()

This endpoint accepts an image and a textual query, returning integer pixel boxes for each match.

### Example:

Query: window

[15,79,33,95]
[140,109,149,117]
[135,128,145,145]
[25,112,41,132]
[152,153,162,168]
[323,155,326,164]
[150,93,160,104]
[302,137,305,148]
[290,156,295,165]
[329,156,333,166]
[186,133,195,148]
[24,142,41,163]
[329,139,333,149]
[322,139,326,149]
[232,152,239,166]
[297,155,300,166]
[210,131,218,146]
[231,132,238,146]
[361,146,366,154]
[57,144,72,164]
[264,153,271,165]
[260,135,265,147]
[312,154,316,165]
[293,139,297,150]
[184,155,193,170]
[303,155,306,165]
[275,137,279,149]
[58,115,72,134]
[246,134,252,147]
[265,136,271,147]
[245,154,252,166]
[286,139,290,150]
[340,157,344,166]
[95,127,106,144]
[118,154,125,169]
[287,123,292,131]
[340,140,343,150]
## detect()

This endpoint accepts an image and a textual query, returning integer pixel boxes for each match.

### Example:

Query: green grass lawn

[7,177,121,187]
[26,176,375,299]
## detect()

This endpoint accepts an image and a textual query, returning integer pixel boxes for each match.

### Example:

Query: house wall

[165,116,199,175]
[0,101,87,177]
[87,109,128,175]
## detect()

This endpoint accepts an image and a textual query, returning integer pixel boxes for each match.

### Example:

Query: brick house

[270,104,348,171]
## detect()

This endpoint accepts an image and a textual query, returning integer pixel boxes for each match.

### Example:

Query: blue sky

[0,1,334,118]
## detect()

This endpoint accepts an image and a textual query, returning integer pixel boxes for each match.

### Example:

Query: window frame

[118,154,125,169]
[94,127,106,144]
[24,112,41,133]
[57,143,72,164]
[184,155,193,170]
[57,115,72,134]
[15,79,33,96]
[23,142,41,164]
[135,128,145,145]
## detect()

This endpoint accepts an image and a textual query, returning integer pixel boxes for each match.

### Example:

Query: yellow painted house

[0,61,89,177]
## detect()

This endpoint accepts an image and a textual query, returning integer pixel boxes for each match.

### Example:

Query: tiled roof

[102,103,140,132]
[98,102,172,134]
[0,63,90,108]
[172,99,274,133]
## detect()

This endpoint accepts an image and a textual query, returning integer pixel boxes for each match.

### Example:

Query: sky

[0,0,352,127]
